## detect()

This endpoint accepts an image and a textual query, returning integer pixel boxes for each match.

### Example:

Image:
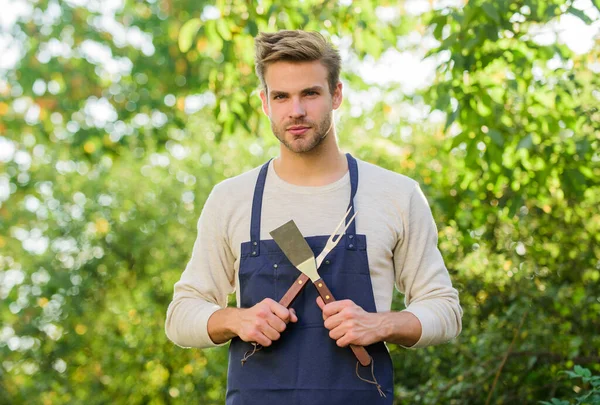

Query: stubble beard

[272,112,333,154]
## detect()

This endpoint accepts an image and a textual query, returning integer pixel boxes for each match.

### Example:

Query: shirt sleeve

[165,186,236,348]
[394,184,463,348]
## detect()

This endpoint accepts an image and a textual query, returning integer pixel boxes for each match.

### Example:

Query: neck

[274,130,347,187]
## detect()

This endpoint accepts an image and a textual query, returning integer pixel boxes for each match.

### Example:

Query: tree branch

[485,310,529,405]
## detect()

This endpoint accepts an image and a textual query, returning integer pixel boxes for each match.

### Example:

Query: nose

[289,97,306,118]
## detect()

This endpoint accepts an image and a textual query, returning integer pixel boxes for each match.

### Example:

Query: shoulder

[208,162,266,202]
[198,162,267,239]
[356,158,419,196]
[200,162,267,221]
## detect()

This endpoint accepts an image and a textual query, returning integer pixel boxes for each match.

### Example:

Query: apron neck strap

[249,154,359,253]
[345,153,358,250]
[249,159,272,256]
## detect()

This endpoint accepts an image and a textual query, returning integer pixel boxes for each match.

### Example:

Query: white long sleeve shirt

[165,158,462,349]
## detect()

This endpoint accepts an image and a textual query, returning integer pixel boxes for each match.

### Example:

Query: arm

[164,187,236,348]
[165,187,296,349]
[208,300,297,346]
[394,184,462,348]
[318,183,462,349]
[317,297,422,347]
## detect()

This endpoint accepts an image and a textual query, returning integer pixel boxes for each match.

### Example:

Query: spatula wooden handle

[313,278,372,367]
[279,273,310,308]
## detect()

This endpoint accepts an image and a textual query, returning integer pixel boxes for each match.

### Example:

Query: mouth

[287,126,311,136]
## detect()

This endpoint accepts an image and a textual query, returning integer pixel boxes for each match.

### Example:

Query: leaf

[579,166,594,179]
[508,195,523,218]
[216,19,232,41]
[450,131,467,149]
[436,92,450,111]
[465,35,483,51]
[424,46,443,59]
[433,19,447,40]
[441,32,458,49]
[482,3,500,23]
[246,20,258,37]
[517,134,533,150]
[563,370,580,378]
[363,30,383,59]
[451,10,464,25]
[527,356,537,370]
[484,25,499,42]
[567,6,594,24]
[178,18,202,53]
[445,108,459,132]
[488,129,504,147]
[476,100,492,116]
[578,366,592,378]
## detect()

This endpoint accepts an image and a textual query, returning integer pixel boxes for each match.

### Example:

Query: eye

[305,91,318,96]
[273,94,287,100]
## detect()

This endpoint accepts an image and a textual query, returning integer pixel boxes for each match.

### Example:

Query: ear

[332,81,343,110]
[260,90,269,116]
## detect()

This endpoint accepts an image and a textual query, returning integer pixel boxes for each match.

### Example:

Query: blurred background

[1,0,599,404]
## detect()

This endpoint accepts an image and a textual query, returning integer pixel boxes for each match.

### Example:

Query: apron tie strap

[241,342,262,366]
[355,357,386,398]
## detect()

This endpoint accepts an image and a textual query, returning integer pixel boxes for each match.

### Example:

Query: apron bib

[226,154,394,404]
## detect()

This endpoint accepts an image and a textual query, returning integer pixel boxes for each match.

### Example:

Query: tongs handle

[313,278,372,367]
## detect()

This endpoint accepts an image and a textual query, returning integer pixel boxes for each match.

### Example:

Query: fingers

[289,308,298,323]
[241,298,297,346]
[324,313,345,331]
[334,333,355,348]
[314,299,371,347]
[250,330,273,347]
[261,321,282,342]
[267,312,287,331]
[243,313,275,346]
[325,319,357,347]
[265,298,294,323]
[260,304,299,344]
[316,296,326,314]
[316,297,354,320]
[245,320,280,347]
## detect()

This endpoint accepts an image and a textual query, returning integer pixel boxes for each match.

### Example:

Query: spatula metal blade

[269,220,319,282]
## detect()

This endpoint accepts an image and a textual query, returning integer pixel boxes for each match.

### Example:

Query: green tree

[1,0,599,404]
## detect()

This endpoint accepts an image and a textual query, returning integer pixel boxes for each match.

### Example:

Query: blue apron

[226,154,394,404]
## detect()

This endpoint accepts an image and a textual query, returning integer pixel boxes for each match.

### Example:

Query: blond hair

[254,30,341,95]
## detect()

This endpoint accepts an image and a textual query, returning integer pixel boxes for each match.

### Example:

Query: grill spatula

[270,219,372,367]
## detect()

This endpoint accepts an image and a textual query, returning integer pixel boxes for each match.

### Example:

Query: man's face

[260,61,342,154]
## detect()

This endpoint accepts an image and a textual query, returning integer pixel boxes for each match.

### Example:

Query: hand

[316,297,383,347]
[235,298,297,347]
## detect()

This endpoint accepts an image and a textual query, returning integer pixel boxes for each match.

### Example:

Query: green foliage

[1,0,599,404]
[403,0,600,402]
[175,0,413,139]
[540,366,600,405]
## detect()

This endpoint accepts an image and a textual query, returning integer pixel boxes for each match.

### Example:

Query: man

[165,30,462,403]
